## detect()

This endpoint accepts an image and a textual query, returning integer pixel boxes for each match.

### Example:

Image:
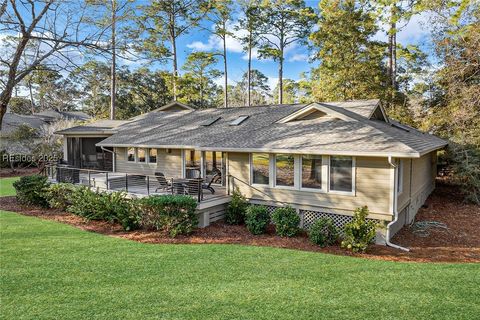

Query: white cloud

[266,76,279,90]
[372,11,432,45]
[288,53,308,62]
[187,21,245,53]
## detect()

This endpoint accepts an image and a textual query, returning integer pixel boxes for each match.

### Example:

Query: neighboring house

[55,100,447,245]
[34,109,91,123]
[0,113,47,156]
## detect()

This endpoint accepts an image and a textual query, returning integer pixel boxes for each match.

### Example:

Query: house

[54,100,447,245]
[34,109,91,123]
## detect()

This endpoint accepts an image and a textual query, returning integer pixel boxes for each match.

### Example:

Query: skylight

[229,115,249,126]
[200,117,221,126]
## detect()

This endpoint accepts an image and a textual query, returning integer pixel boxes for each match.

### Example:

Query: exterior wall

[227,152,393,221]
[115,147,182,177]
[405,152,437,223]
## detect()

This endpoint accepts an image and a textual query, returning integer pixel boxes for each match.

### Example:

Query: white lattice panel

[301,210,353,230]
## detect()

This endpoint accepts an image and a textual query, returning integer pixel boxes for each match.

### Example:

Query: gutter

[386,156,410,252]
[101,146,116,172]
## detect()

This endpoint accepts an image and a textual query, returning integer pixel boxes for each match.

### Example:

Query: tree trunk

[247,32,252,107]
[392,31,397,89]
[110,0,116,120]
[172,37,178,101]
[222,23,228,108]
[278,37,284,104]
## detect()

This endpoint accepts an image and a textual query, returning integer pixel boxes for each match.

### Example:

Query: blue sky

[118,1,435,90]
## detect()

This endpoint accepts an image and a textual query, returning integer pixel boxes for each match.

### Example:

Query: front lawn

[0,211,478,320]
[0,177,18,197]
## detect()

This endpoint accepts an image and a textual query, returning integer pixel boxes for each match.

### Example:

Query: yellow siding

[227,152,392,216]
[397,159,412,210]
[411,153,434,196]
[115,148,182,177]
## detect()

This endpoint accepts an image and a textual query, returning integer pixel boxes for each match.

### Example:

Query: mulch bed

[0,167,41,178]
[1,179,479,263]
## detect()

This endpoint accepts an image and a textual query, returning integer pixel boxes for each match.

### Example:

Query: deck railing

[43,164,204,202]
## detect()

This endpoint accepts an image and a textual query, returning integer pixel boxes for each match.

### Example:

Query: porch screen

[252,153,269,185]
[138,148,146,162]
[149,149,157,163]
[301,155,322,189]
[330,156,353,192]
[275,154,295,187]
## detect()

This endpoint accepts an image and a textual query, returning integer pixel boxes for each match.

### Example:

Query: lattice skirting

[252,203,379,235]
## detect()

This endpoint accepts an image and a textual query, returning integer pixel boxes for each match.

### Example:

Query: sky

[4,0,435,93]
[117,0,435,91]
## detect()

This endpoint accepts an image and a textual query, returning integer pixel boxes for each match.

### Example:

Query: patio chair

[202,172,221,194]
[154,172,171,192]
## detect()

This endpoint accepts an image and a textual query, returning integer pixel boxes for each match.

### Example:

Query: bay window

[301,155,322,189]
[329,156,353,192]
[252,153,269,185]
[275,154,295,187]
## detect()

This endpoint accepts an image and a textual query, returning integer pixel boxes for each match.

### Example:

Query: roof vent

[200,117,221,126]
[229,115,249,126]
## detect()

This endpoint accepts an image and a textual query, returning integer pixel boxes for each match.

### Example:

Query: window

[397,159,404,194]
[329,156,353,192]
[301,155,322,189]
[252,153,269,185]
[127,148,135,162]
[200,117,221,126]
[275,154,295,187]
[229,115,249,126]
[149,149,157,164]
[137,148,146,162]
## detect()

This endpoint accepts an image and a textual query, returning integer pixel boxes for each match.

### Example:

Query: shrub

[225,188,248,225]
[341,206,378,253]
[13,175,50,207]
[67,187,140,231]
[139,195,198,237]
[309,218,338,247]
[271,206,300,237]
[45,183,76,210]
[245,205,270,235]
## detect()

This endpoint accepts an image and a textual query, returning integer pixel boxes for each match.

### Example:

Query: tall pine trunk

[247,32,252,107]
[110,0,116,120]
[222,23,228,108]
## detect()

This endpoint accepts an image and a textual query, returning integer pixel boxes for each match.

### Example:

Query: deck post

[106,172,109,190]
[88,170,91,188]
[171,178,174,194]
[125,173,128,192]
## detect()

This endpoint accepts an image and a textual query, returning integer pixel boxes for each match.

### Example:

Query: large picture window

[252,153,269,185]
[301,155,322,189]
[330,156,353,192]
[137,148,146,163]
[397,159,404,194]
[148,149,157,164]
[275,154,295,187]
[127,148,135,162]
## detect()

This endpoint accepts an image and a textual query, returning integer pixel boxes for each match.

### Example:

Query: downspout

[386,156,410,252]
[101,146,115,172]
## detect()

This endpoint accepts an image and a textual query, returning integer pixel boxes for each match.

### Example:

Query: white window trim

[327,156,356,196]
[250,153,271,187]
[126,147,136,162]
[273,154,296,190]
[299,154,326,193]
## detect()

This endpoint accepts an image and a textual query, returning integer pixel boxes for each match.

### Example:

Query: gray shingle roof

[0,113,47,135]
[92,100,446,157]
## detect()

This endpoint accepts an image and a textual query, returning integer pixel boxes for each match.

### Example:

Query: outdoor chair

[202,172,221,194]
[154,172,171,192]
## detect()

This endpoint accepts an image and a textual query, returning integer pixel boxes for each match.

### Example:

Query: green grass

[1,211,479,320]
[0,177,19,197]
